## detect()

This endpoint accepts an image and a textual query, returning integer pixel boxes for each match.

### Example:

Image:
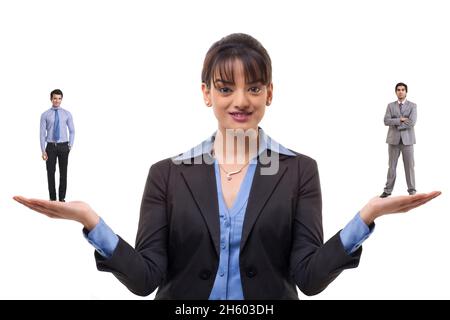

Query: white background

[1,0,449,299]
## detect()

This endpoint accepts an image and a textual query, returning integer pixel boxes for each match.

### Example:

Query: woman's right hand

[13,196,100,231]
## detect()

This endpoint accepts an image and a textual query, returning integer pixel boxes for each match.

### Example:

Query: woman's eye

[219,87,232,94]
[249,87,261,93]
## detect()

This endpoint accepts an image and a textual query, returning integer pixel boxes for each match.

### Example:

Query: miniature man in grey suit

[380,82,417,198]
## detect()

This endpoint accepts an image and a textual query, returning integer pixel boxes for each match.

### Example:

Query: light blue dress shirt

[208,160,257,300]
[40,107,75,152]
[83,218,119,258]
[84,128,374,298]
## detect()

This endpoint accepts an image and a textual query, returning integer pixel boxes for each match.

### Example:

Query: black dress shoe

[59,199,65,202]
[380,192,391,198]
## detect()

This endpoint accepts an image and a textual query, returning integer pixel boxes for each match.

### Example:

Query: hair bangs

[211,49,270,89]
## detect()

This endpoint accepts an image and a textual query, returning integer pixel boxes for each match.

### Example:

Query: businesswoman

[14,33,440,299]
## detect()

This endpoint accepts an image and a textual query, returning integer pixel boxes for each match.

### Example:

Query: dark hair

[201,33,272,89]
[50,89,63,99]
[395,82,408,92]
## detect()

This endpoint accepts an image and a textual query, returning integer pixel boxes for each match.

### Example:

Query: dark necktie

[54,109,60,142]
[399,103,403,113]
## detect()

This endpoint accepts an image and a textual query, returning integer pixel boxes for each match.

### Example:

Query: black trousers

[45,142,70,201]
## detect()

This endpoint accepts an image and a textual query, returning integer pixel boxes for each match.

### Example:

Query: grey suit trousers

[384,142,415,194]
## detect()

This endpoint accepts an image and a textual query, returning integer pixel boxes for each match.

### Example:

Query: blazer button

[199,269,211,280]
[245,267,257,278]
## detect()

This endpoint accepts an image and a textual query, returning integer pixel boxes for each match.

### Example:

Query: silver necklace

[219,162,249,181]
[211,149,250,181]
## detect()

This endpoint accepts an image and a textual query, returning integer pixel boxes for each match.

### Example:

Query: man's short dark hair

[50,89,63,99]
[395,82,408,92]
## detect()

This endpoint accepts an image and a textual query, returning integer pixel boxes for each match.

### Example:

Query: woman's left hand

[359,191,441,225]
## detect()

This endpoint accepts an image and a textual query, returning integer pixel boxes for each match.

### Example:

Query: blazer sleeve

[289,157,362,296]
[384,104,401,126]
[95,160,170,296]
[398,103,417,130]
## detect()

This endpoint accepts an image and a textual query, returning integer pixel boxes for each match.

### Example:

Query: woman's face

[202,59,273,133]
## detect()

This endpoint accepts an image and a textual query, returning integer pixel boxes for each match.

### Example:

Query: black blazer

[95,151,362,299]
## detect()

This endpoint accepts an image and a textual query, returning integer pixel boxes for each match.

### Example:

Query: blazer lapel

[403,101,411,115]
[240,153,289,251]
[393,102,401,117]
[179,152,291,255]
[180,155,220,257]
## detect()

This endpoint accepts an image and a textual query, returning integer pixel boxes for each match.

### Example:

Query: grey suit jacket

[384,100,417,145]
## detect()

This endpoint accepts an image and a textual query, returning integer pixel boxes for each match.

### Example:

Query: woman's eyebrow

[214,79,234,85]
[246,79,263,85]
[214,79,264,85]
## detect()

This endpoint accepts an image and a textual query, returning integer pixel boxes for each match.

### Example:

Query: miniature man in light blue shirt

[40,89,75,202]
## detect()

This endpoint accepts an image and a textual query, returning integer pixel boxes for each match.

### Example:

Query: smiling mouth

[229,111,253,122]
[229,111,253,116]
